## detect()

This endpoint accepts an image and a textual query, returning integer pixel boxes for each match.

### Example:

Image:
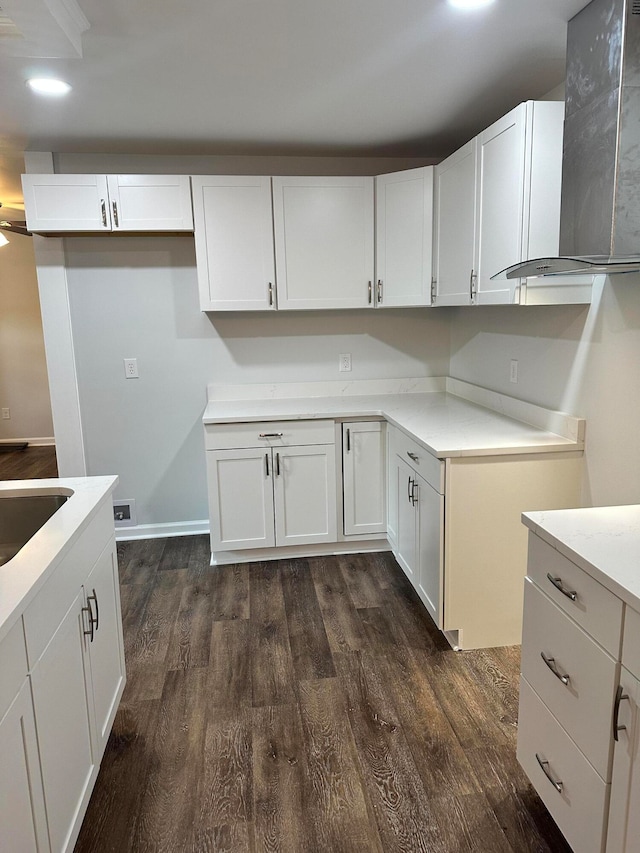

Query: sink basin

[0,494,69,566]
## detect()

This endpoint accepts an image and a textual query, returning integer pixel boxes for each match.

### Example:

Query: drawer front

[521,578,618,779]
[528,533,623,655]
[391,427,443,493]
[623,606,640,679]
[517,676,609,853]
[23,503,114,666]
[0,618,28,720]
[205,419,335,450]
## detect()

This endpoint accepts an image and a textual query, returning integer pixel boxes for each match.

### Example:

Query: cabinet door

[395,457,417,585]
[0,679,49,853]
[475,105,527,304]
[22,174,112,232]
[30,591,96,853]
[192,176,276,311]
[273,445,337,546]
[375,167,433,307]
[106,175,193,231]
[433,140,477,306]
[207,448,276,551]
[387,430,399,548]
[342,422,386,536]
[273,176,374,310]
[607,670,640,853]
[415,472,444,627]
[84,541,126,756]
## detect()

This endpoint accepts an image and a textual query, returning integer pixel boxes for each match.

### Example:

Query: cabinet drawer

[390,427,443,493]
[517,676,609,853]
[521,578,618,779]
[0,619,28,720]
[527,534,623,655]
[205,419,335,450]
[623,606,640,679]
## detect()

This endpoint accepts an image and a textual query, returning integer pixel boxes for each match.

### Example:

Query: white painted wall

[449,276,640,506]
[59,152,448,529]
[0,233,53,443]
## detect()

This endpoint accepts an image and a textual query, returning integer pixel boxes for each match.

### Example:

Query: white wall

[0,234,53,442]
[449,276,640,506]
[60,153,448,528]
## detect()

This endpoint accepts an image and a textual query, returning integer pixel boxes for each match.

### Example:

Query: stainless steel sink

[0,494,69,566]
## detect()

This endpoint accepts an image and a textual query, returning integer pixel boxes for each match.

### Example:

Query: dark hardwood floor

[0,445,58,479]
[74,539,570,853]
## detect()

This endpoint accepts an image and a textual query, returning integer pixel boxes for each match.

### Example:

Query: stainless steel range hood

[494,0,640,280]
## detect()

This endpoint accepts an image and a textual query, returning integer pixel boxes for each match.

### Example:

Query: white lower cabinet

[1,501,126,853]
[342,421,386,536]
[206,420,337,554]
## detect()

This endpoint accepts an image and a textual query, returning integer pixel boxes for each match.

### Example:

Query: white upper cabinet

[272,176,374,310]
[375,166,434,307]
[192,176,276,311]
[106,175,193,231]
[22,173,193,233]
[433,101,565,306]
[433,140,478,305]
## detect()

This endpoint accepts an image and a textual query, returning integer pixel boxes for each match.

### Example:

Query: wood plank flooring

[0,445,58,479]
[74,539,570,853]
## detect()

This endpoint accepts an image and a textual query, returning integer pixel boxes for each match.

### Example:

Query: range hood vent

[494,0,640,280]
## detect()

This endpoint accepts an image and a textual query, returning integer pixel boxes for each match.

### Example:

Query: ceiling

[0,0,591,209]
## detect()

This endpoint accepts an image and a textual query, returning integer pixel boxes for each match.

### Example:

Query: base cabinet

[206,421,337,554]
[342,421,386,536]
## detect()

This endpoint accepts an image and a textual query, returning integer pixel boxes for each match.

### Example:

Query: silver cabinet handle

[546,573,578,602]
[535,754,563,793]
[346,428,351,452]
[470,268,477,302]
[268,282,274,307]
[377,279,383,304]
[407,451,419,462]
[275,452,281,476]
[613,684,629,742]
[430,278,437,303]
[259,433,284,439]
[82,602,94,642]
[101,199,108,227]
[265,453,270,477]
[112,201,119,228]
[368,281,372,304]
[407,476,414,503]
[411,481,418,507]
[540,651,570,686]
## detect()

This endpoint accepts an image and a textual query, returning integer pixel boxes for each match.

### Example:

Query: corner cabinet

[192,175,276,311]
[374,166,434,307]
[272,176,374,310]
[433,101,565,306]
[22,173,193,232]
[205,420,337,555]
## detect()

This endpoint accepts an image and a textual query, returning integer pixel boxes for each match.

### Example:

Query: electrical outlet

[1,408,9,419]
[339,353,352,372]
[510,359,519,384]
[124,358,139,379]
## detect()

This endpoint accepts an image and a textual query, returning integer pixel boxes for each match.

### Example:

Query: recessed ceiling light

[447,0,495,9]
[27,77,72,96]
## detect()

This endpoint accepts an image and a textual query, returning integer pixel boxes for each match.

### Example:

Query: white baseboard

[211,539,391,565]
[0,437,55,446]
[115,519,210,541]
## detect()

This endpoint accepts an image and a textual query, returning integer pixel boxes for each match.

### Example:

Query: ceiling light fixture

[447,0,495,9]
[26,77,72,96]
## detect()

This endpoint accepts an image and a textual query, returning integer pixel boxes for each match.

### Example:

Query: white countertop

[0,476,118,642]
[523,505,640,613]
[203,378,585,459]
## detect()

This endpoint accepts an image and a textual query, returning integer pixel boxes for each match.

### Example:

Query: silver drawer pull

[536,754,563,793]
[259,433,284,439]
[546,573,578,602]
[540,651,570,686]
[407,451,419,462]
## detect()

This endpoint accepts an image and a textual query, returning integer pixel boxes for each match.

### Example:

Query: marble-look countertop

[203,380,584,459]
[0,476,118,642]
[523,506,640,613]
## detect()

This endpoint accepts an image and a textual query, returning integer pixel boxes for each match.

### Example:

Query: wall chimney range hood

[494,0,640,280]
